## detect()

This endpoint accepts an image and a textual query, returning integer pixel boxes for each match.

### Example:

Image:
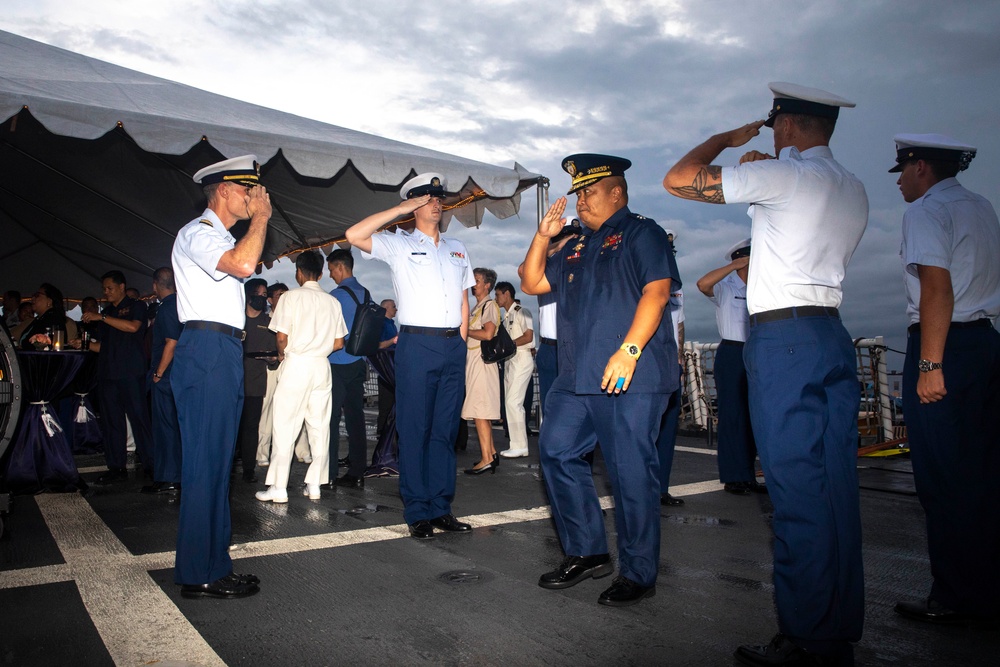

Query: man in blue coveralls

[346,173,475,540]
[142,266,182,495]
[170,154,270,599]
[522,154,678,607]
[887,134,1000,626]
[664,83,868,666]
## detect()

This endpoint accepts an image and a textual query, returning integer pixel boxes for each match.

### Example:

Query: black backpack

[337,286,386,357]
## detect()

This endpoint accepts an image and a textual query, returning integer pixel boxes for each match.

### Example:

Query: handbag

[337,286,386,357]
[480,301,517,364]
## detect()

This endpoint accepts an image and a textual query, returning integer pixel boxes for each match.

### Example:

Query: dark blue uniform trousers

[655,365,682,492]
[744,315,863,655]
[98,375,152,470]
[540,375,668,588]
[536,342,558,420]
[330,358,369,478]
[150,376,182,484]
[171,329,243,585]
[394,331,465,525]
[903,324,1000,616]
[714,341,757,483]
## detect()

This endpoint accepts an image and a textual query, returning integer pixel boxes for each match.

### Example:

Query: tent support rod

[0,140,176,239]
[0,186,156,273]
[536,178,550,226]
[270,197,307,246]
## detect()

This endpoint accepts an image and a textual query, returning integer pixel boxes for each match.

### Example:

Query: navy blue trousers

[540,374,667,587]
[903,324,1000,616]
[394,331,465,524]
[171,328,243,585]
[655,366,682,492]
[715,342,757,483]
[536,342,557,420]
[150,376,182,484]
[744,315,864,654]
[98,374,152,471]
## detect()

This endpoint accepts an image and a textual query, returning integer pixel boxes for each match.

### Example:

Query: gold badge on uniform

[565,161,576,177]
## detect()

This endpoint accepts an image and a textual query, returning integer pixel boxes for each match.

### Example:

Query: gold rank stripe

[222,174,259,182]
[571,169,611,187]
[199,219,213,226]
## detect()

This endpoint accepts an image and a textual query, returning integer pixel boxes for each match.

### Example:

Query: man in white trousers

[256,250,347,502]
[495,281,535,457]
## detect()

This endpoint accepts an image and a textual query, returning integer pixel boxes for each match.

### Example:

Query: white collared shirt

[537,292,557,339]
[171,208,245,328]
[900,178,1000,325]
[503,304,534,352]
[668,287,684,350]
[269,281,347,359]
[711,273,750,342]
[722,145,869,315]
[363,228,474,327]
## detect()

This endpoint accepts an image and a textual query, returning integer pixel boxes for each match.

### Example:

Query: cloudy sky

[4,1,999,363]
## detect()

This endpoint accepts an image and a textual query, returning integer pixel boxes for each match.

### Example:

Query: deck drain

[438,570,491,585]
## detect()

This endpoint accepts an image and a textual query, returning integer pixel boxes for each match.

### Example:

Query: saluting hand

[397,194,432,216]
[246,185,272,222]
[537,197,567,239]
[725,120,766,149]
[731,256,750,270]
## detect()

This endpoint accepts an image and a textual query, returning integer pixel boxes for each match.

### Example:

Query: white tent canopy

[0,30,543,296]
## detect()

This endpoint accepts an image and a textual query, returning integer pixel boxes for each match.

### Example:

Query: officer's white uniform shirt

[711,273,750,342]
[503,305,533,355]
[269,281,347,359]
[722,146,869,315]
[523,308,537,351]
[668,287,684,350]
[171,208,245,328]
[900,177,1000,325]
[537,296,557,340]
[363,228,474,327]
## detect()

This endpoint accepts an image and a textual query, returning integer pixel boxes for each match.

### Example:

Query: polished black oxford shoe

[538,554,613,590]
[429,514,472,532]
[96,468,128,485]
[141,481,181,494]
[598,576,656,607]
[660,492,685,506]
[334,473,364,489]
[181,574,259,599]
[894,598,974,625]
[734,633,835,666]
[409,520,435,540]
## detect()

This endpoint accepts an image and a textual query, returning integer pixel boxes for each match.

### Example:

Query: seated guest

[18,283,77,348]
[9,301,36,343]
[3,290,21,329]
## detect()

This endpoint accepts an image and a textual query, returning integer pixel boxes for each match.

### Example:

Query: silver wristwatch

[917,359,943,373]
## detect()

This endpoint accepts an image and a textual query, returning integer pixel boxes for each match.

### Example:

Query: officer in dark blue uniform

[142,267,183,494]
[170,155,271,599]
[522,154,679,607]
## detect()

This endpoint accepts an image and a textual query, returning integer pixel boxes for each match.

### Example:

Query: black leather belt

[719,339,745,347]
[540,337,557,346]
[749,306,840,327]
[399,325,461,338]
[185,320,246,340]
[907,318,991,334]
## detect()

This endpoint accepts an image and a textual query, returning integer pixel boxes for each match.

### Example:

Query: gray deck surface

[1,428,996,666]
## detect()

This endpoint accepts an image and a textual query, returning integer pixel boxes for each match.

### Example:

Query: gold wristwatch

[620,343,641,359]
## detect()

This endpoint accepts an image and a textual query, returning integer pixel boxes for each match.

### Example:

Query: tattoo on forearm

[675,166,725,204]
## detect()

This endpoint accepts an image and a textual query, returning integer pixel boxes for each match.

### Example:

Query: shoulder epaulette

[199,219,213,226]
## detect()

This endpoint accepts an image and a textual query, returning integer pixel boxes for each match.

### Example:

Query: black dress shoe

[233,572,260,585]
[660,492,685,506]
[894,598,974,625]
[408,520,435,540]
[242,473,258,483]
[319,481,336,490]
[725,482,753,495]
[96,468,128,484]
[538,554,613,590]
[180,574,260,599]
[734,633,833,666]
[338,456,350,466]
[598,576,656,607]
[141,482,162,494]
[429,514,472,532]
[334,473,364,489]
[141,481,181,494]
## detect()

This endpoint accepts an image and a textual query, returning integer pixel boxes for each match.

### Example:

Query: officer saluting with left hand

[171,155,271,599]
[522,154,679,607]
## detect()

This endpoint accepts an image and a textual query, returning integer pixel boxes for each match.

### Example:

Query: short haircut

[296,250,324,279]
[267,282,289,297]
[925,159,961,181]
[326,248,354,270]
[606,175,628,200]
[203,182,222,201]
[4,290,21,303]
[474,267,497,291]
[244,277,268,297]
[380,299,396,307]
[495,281,515,298]
[153,267,175,290]
[81,296,99,312]
[101,270,126,286]
[785,113,836,142]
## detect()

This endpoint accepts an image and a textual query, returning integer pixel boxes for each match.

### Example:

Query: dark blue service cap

[763,82,855,128]
[561,153,631,194]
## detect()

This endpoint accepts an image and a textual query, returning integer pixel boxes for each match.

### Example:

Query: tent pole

[536,177,550,226]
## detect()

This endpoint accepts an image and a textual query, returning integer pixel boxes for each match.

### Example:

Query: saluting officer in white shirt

[664,83,868,666]
[346,173,476,540]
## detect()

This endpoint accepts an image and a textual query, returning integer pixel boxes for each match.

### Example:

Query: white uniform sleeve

[901,201,952,277]
[180,224,231,281]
